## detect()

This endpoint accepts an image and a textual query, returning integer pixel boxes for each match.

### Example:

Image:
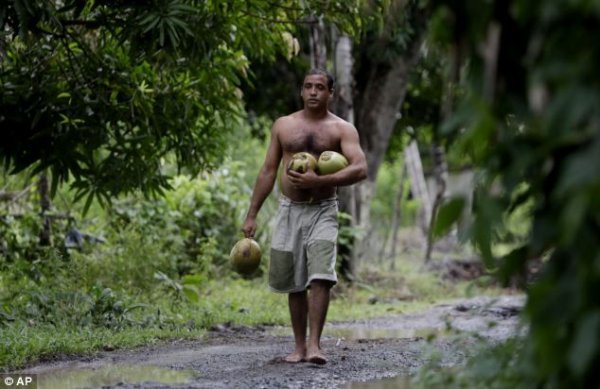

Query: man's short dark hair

[305,68,335,91]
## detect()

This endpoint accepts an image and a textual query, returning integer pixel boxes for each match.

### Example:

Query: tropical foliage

[0,0,598,386]
[0,0,361,208]
[429,0,600,386]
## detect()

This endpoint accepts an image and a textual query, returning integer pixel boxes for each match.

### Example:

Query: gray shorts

[269,196,339,293]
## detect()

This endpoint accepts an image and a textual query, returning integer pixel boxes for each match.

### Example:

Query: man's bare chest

[280,127,340,155]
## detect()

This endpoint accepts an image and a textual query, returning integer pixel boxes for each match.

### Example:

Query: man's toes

[283,353,305,363]
[307,354,327,365]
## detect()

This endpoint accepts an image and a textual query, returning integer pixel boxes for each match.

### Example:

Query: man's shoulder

[328,113,356,132]
[274,111,302,127]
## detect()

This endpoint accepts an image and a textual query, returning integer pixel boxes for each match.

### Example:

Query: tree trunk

[404,140,431,234]
[424,41,462,262]
[350,180,376,268]
[344,3,430,271]
[332,33,354,122]
[424,144,448,262]
[38,172,52,246]
[332,32,357,280]
[309,16,327,69]
[387,163,407,270]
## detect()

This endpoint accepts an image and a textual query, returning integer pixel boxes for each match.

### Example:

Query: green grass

[0,256,508,372]
[1,325,205,371]
[0,278,288,371]
[329,257,507,321]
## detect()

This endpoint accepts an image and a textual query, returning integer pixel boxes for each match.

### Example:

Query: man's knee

[309,279,334,290]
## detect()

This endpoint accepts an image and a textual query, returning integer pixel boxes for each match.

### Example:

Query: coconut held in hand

[317,151,349,175]
[287,152,317,173]
[230,238,262,275]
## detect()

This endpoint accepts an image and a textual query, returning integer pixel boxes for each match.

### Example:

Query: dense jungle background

[1,1,598,388]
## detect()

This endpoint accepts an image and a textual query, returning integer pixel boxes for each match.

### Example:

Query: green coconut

[230,238,262,275]
[317,151,349,175]
[287,152,317,173]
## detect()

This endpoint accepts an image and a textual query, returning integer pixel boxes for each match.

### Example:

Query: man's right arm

[242,119,284,238]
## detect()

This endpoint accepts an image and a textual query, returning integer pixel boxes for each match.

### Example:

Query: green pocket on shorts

[269,249,295,290]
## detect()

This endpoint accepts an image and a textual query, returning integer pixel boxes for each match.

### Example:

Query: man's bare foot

[283,351,306,363]
[306,349,327,365]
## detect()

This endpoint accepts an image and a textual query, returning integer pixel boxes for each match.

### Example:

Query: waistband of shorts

[279,195,338,207]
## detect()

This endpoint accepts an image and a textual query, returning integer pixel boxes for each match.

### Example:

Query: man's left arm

[325,122,368,186]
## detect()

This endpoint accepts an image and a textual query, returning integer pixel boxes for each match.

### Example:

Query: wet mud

[21,295,524,389]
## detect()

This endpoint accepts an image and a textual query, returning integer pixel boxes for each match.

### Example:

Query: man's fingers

[288,171,303,182]
[241,226,256,238]
[241,227,251,238]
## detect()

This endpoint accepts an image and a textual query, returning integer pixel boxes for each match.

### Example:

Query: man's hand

[242,217,257,238]
[287,168,321,189]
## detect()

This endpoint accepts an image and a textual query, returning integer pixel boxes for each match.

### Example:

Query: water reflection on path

[33,363,194,389]
[343,375,412,389]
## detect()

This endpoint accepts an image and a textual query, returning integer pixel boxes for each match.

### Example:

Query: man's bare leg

[285,291,308,362]
[307,280,331,364]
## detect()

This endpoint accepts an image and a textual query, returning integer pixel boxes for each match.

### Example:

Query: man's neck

[303,107,329,120]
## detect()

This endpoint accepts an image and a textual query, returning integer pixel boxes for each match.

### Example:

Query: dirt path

[23,295,524,389]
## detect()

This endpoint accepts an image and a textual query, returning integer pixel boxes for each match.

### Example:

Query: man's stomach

[280,181,336,202]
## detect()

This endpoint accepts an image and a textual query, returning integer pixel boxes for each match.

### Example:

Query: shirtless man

[242,68,367,364]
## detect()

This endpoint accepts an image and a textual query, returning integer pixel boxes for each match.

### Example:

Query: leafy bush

[414,337,528,388]
[100,159,275,280]
[1,147,264,328]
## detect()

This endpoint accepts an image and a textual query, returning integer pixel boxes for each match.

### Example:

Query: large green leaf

[432,196,466,238]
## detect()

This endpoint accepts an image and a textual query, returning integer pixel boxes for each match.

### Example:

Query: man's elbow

[357,163,368,181]
[260,165,277,178]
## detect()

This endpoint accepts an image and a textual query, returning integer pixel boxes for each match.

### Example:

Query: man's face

[301,74,332,109]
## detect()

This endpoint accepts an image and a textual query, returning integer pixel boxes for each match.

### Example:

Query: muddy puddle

[343,375,413,388]
[32,364,195,389]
